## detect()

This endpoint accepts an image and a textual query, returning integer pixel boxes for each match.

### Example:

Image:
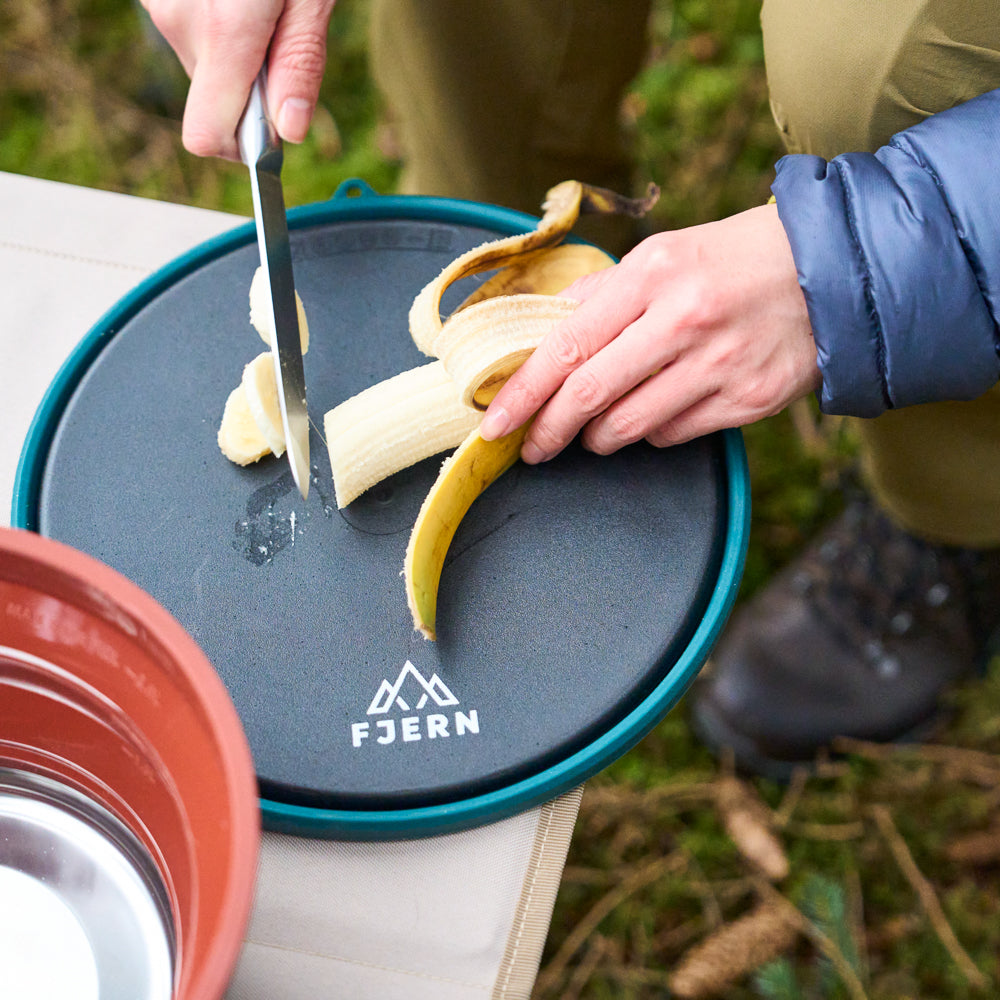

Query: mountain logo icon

[366,660,459,715]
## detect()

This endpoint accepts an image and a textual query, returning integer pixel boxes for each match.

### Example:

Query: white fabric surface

[0,170,579,999]
[228,790,582,999]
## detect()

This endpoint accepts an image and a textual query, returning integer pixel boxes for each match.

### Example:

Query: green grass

[4,2,1000,997]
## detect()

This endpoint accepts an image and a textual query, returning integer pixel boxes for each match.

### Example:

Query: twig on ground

[773,764,809,827]
[560,865,616,886]
[602,965,676,988]
[836,737,1000,787]
[580,781,717,815]
[869,804,990,991]
[654,915,710,954]
[535,852,687,996]
[944,826,1000,865]
[560,934,609,1000]
[677,844,725,930]
[608,820,648,862]
[783,819,866,841]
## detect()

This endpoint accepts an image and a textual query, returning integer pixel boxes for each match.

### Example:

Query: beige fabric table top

[0,170,579,1000]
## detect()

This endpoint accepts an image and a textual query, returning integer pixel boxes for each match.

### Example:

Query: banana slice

[324,361,481,508]
[218,384,272,465]
[217,270,310,469]
[249,265,310,354]
[241,352,287,458]
[404,423,531,640]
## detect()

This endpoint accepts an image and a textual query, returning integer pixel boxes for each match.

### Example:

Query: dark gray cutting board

[34,211,729,813]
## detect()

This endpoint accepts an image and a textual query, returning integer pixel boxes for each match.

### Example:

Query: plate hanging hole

[332,178,378,201]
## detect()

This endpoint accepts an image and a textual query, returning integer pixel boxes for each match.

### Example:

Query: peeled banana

[324,361,481,508]
[388,180,654,639]
[432,293,579,409]
[241,352,288,458]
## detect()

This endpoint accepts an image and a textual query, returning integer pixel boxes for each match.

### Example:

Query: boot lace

[788,499,1000,678]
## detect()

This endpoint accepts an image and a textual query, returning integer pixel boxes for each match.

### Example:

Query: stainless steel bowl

[0,767,174,1000]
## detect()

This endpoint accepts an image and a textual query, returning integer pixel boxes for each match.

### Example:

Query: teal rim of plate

[12,179,750,841]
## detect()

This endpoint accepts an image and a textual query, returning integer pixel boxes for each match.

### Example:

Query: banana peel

[409,180,656,356]
[396,181,656,639]
[454,243,614,310]
[404,423,531,640]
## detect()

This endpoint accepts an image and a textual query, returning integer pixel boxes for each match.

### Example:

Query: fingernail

[479,406,510,440]
[277,98,312,143]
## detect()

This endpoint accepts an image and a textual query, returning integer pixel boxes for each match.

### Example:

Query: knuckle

[545,327,588,374]
[640,239,677,276]
[602,400,648,444]
[738,383,772,415]
[200,0,241,40]
[647,413,697,447]
[673,284,715,335]
[276,31,328,77]
[731,371,780,418]
[182,121,222,158]
[564,366,611,414]
[529,418,566,453]
[647,424,681,448]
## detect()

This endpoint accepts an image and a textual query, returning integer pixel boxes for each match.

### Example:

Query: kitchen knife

[237,68,310,499]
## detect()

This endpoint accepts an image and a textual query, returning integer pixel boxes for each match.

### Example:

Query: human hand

[479,203,820,462]
[142,0,336,160]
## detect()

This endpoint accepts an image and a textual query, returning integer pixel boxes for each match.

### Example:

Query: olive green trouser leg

[762,0,1000,546]
[368,0,652,258]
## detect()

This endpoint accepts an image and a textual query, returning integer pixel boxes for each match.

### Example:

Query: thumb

[267,0,336,144]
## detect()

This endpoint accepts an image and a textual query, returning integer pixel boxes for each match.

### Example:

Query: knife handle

[237,69,282,167]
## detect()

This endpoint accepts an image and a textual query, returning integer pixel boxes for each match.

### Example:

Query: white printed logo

[351,661,480,748]
[367,660,459,714]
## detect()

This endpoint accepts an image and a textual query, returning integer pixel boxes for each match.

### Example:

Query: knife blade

[238,68,310,499]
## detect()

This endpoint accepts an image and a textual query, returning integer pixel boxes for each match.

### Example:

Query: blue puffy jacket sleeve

[772,87,1000,417]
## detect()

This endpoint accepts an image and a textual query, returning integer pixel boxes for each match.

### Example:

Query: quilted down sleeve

[771,87,1000,417]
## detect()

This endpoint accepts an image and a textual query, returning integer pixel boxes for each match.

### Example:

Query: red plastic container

[0,527,260,999]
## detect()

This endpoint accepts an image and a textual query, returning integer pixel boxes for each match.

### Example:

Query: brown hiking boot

[690,498,1000,780]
